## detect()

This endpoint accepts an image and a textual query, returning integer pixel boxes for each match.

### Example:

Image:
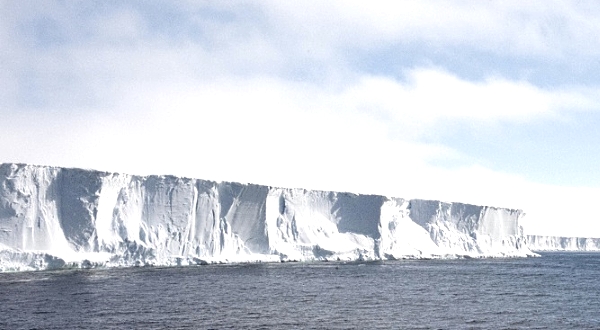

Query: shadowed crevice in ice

[56,168,104,251]
[224,184,269,254]
[332,193,384,239]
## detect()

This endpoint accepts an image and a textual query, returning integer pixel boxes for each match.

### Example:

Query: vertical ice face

[265,189,382,260]
[527,235,600,251]
[378,198,441,258]
[56,168,105,251]
[0,163,535,271]
[0,164,71,254]
[407,200,525,256]
[106,177,256,262]
[219,183,269,254]
[333,193,384,239]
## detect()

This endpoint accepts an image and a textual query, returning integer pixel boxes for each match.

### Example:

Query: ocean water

[1,253,599,329]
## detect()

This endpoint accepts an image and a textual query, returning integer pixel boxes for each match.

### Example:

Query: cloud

[4,70,590,191]
[7,1,600,114]
[339,69,598,129]
[262,0,600,58]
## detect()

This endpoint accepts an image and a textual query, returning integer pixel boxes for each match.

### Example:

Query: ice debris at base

[0,163,537,272]
[527,235,600,251]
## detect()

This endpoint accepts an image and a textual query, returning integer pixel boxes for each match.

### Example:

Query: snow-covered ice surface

[0,163,536,271]
[527,235,600,251]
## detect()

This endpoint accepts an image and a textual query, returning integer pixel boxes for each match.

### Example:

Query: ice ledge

[0,247,539,272]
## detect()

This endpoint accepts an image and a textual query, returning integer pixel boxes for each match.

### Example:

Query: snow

[0,163,536,271]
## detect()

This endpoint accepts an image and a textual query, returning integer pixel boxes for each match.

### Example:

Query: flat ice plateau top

[0,163,536,271]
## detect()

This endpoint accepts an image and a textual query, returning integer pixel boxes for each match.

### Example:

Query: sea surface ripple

[1,252,599,329]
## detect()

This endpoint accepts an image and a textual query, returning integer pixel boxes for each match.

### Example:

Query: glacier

[527,235,600,252]
[0,163,536,271]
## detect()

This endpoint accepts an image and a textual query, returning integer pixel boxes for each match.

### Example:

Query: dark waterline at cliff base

[1,252,599,329]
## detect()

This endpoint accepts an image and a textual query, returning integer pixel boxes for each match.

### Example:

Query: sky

[2,1,600,237]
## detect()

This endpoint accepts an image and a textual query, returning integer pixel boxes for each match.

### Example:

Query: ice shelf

[527,235,600,251]
[0,163,536,271]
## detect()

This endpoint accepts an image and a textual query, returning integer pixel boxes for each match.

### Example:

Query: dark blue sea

[1,252,599,329]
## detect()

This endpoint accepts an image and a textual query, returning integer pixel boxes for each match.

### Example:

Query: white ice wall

[0,164,71,253]
[527,235,600,251]
[407,200,527,256]
[0,163,535,271]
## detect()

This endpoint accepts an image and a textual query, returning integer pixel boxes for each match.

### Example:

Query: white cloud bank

[261,0,600,58]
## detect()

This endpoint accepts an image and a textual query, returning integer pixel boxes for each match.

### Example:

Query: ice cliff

[527,235,600,251]
[0,163,535,271]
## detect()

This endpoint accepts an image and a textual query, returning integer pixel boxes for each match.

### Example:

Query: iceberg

[527,235,600,251]
[0,163,535,271]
